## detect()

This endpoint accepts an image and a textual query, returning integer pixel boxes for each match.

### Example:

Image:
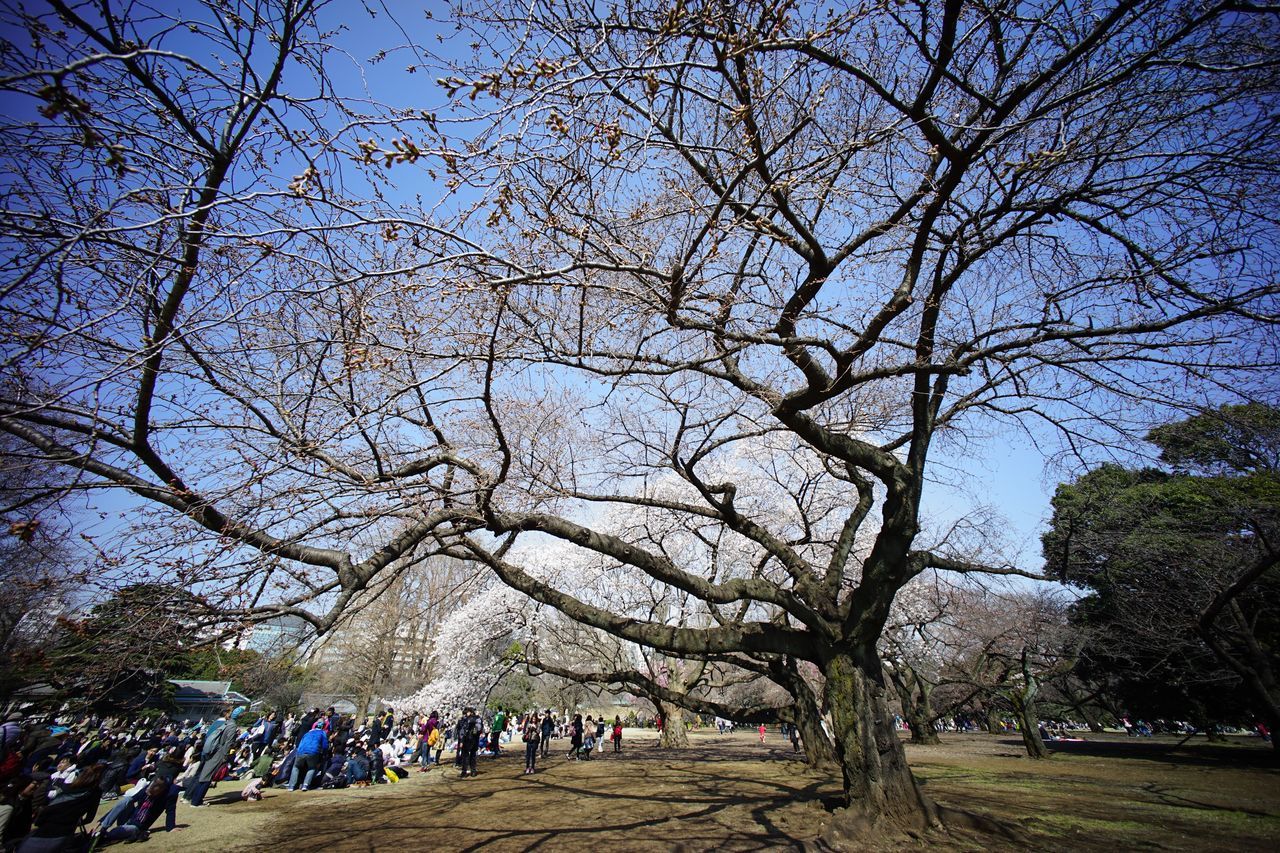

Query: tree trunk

[658,701,688,748]
[1011,693,1049,759]
[907,712,940,746]
[985,705,1004,735]
[791,680,839,769]
[822,647,938,832]
[887,667,940,745]
[1199,603,1280,753]
[908,683,940,745]
[1078,704,1105,734]
[1062,682,1106,733]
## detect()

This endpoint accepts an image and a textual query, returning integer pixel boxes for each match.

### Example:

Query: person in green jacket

[490,710,506,755]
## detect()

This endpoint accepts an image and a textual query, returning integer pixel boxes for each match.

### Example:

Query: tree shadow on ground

[1031,737,1280,769]
[262,743,836,852]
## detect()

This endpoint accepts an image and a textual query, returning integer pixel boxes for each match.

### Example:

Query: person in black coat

[16,763,103,853]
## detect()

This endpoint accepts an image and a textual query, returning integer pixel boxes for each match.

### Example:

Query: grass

[125,729,1278,852]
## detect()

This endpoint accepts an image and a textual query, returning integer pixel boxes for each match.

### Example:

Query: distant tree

[47,583,206,712]
[2,0,1278,834]
[1044,405,1280,745]
[179,645,313,711]
[0,442,82,704]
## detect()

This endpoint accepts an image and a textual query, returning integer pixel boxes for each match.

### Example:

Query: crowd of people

[0,703,639,851]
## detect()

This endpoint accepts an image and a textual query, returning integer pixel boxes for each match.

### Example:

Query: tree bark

[822,647,938,832]
[985,705,1004,735]
[887,666,941,745]
[658,701,688,748]
[1011,693,1049,759]
[790,678,839,769]
[907,712,940,746]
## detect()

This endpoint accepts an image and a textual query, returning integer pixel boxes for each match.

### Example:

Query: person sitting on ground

[271,742,297,789]
[17,762,104,853]
[345,748,371,788]
[152,748,182,785]
[249,746,275,783]
[240,778,264,802]
[124,746,149,783]
[319,752,347,789]
[93,776,179,843]
[369,738,387,783]
[98,747,131,801]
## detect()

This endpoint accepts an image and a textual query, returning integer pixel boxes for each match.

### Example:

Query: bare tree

[2,0,1278,837]
[426,0,1279,831]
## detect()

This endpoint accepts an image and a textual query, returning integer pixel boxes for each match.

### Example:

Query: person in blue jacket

[287,722,329,791]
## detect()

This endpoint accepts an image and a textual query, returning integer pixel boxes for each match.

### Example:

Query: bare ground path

[116,730,1280,852]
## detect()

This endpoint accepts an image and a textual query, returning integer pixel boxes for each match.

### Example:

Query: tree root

[808,802,1033,850]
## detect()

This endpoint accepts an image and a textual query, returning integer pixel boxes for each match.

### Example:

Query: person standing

[522,714,541,774]
[611,716,623,753]
[539,712,554,758]
[254,711,280,759]
[595,717,607,753]
[490,709,506,756]
[457,708,481,778]
[758,723,767,744]
[287,722,330,791]
[186,707,241,807]
[568,714,583,760]
[381,708,396,741]
[790,724,801,753]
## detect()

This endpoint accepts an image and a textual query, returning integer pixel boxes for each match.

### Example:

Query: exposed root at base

[807,803,1033,851]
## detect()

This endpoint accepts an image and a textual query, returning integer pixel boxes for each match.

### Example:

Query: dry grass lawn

[110,729,1279,852]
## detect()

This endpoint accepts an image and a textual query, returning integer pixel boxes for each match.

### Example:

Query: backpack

[458,716,478,741]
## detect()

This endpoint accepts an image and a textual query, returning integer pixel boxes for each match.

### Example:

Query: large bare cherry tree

[425,0,1280,831]
[2,0,1278,836]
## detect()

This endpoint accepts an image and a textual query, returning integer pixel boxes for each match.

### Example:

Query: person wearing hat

[186,707,242,807]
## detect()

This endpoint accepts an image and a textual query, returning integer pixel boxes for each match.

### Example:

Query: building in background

[170,679,250,723]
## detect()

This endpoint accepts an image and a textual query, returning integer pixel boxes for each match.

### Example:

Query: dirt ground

[112,729,1279,852]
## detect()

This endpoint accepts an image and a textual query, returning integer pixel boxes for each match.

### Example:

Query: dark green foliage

[44,582,206,713]
[1043,405,1280,730]
[1148,404,1280,476]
